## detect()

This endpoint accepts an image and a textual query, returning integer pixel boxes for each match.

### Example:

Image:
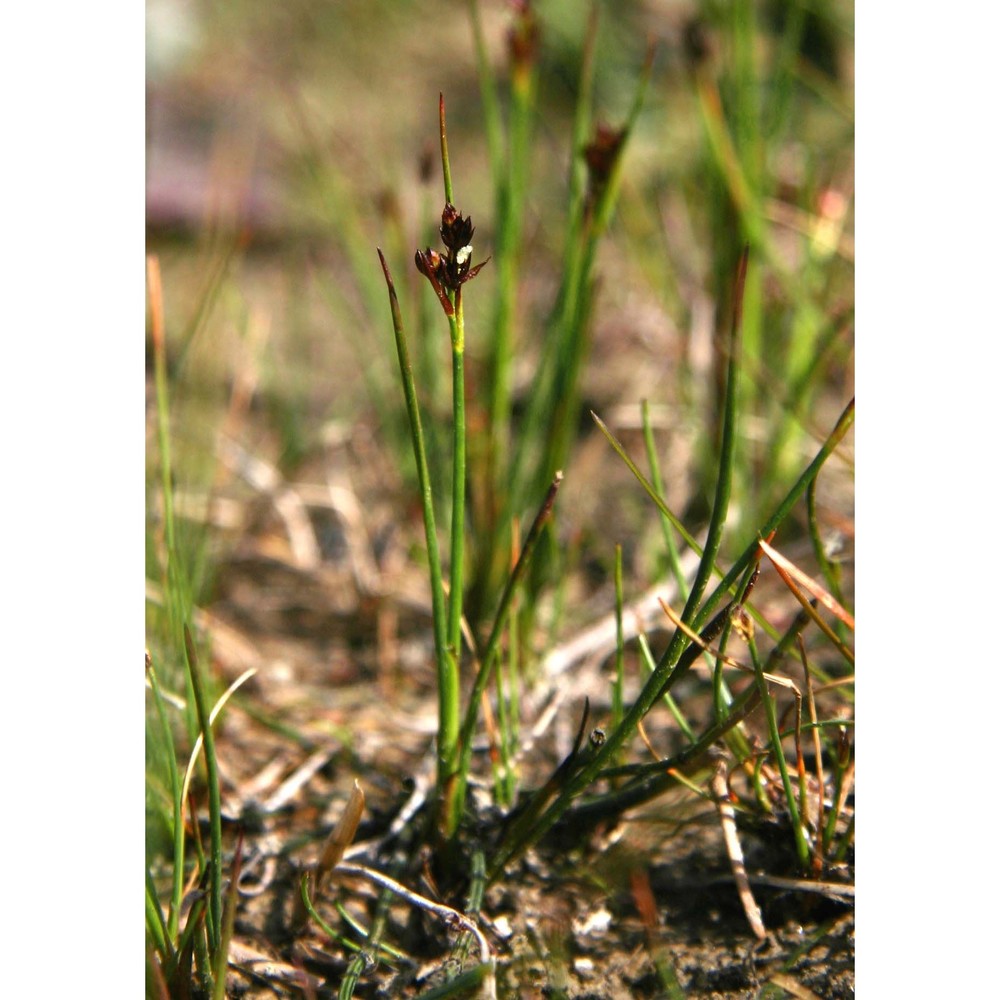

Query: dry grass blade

[227,940,325,994]
[314,780,365,894]
[657,597,797,693]
[767,972,823,1000]
[758,537,855,630]
[336,861,496,999]
[179,668,258,829]
[147,255,165,351]
[710,758,767,941]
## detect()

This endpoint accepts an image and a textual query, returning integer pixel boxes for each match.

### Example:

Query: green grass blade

[183,625,223,956]
[747,637,810,869]
[211,833,243,1000]
[413,964,492,1000]
[661,248,748,663]
[641,400,689,598]
[145,868,172,964]
[612,545,625,735]
[688,397,855,637]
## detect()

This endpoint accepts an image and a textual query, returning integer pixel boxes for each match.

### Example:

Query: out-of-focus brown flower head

[583,123,626,206]
[508,1,539,79]
[682,17,714,73]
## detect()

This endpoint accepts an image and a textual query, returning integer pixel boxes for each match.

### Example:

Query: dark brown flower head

[415,203,491,314]
[414,247,454,316]
[682,17,714,72]
[583,123,626,208]
[414,247,444,280]
[583,123,626,184]
[439,203,475,253]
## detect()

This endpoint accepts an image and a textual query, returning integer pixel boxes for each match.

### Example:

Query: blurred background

[146,0,854,679]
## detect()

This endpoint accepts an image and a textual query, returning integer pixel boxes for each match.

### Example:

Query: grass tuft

[147,2,853,993]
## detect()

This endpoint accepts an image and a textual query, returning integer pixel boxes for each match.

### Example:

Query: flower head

[583,123,626,207]
[415,203,490,315]
[439,203,476,254]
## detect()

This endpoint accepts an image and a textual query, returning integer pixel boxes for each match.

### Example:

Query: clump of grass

[381,87,852,898]
[147,1,853,993]
[376,2,657,840]
[145,255,254,997]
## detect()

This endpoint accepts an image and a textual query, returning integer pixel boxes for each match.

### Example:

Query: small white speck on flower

[456,245,473,266]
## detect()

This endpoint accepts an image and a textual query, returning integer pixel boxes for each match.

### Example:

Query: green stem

[612,546,625,734]
[748,638,811,869]
[145,868,172,962]
[443,298,466,811]
[377,250,452,795]
[687,397,855,641]
[439,93,454,206]
[183,625,222,956]
[641,399,689,599]
[657,247,748,672]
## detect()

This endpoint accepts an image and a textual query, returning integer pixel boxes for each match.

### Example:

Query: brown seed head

[439,203,476,253]
[415,204,490,314]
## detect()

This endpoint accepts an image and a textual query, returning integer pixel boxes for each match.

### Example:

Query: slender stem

[145,868,172,961]
[657,247,748,671]
[377,250,453,792]
[612,545,625,733]
[447,297,466,646]
[687,397,855,640]
[442,297,466,808]
[212,833,244,1000]
[439,94,453,206]
[641,399,689,599]
[748,637,810,869]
